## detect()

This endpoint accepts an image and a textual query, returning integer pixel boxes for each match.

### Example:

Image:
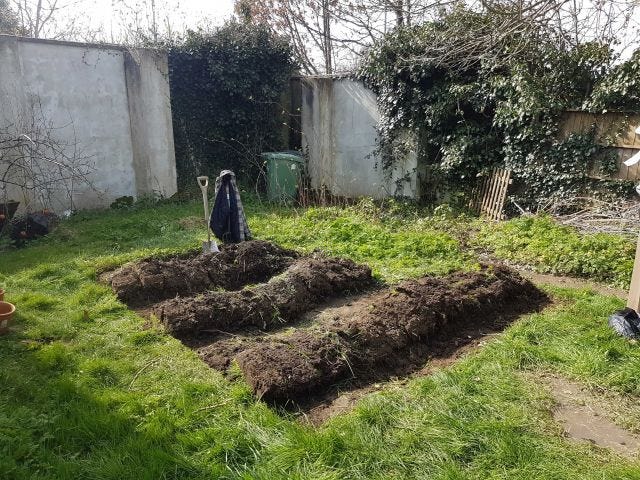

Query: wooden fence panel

[560,111,640,181]
[470,168,512,221]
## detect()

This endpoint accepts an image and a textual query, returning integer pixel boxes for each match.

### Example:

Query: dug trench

[106,241,549,416]
[228,266,548,403]
[156,254,375,338]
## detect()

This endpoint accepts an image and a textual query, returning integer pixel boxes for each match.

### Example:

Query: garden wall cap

[293,72,358,80]
[0,34,168,54]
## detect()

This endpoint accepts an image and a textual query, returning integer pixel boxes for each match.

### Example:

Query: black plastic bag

[608,308,640,339]
[9,211,58,243]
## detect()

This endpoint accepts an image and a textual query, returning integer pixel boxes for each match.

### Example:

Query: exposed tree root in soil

[232,265,548,402]
[107,240,298,307]
[157,255,374,337]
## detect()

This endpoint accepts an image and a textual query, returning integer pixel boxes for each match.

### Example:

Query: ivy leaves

[586,50,640,112]
[359,9,638,208]
[168,21,296,186]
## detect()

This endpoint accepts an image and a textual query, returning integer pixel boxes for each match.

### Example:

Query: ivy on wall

[359,8,640,208]
[169,21,296,188]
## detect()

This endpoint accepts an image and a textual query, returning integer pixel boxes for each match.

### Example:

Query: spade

[197,176,220,253]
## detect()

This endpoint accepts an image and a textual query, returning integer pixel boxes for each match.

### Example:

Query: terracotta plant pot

[0,301,15,335]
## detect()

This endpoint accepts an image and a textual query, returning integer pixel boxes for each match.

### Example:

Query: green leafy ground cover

[1,198,639,479]
[474,215,636,289]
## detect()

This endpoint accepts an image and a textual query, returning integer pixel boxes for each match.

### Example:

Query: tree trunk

[322,0,332,74]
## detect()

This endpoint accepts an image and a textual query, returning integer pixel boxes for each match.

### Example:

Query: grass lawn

[1,198,640,479]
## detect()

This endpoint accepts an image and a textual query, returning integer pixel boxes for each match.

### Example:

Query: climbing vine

[169,21,296,188]
[359,8,640,208]
[585,50,640,112]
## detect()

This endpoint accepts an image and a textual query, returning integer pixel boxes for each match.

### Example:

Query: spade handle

[196,176,211,243]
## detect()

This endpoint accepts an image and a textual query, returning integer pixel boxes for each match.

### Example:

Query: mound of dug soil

[158,255,374,337]
[235,265,548,402]
[108,240,297,307]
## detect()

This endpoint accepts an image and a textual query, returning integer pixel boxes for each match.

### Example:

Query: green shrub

[169,21,296,187]
[359,7,638,207]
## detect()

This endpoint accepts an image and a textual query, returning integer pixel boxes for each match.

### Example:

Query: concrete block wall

[0,35,177,212]
[300,76,419,199]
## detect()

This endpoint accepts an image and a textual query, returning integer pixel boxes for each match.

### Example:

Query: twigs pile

[545,197,640,236]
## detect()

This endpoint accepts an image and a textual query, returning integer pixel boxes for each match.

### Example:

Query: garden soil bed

[300,313,514,425]
[108,241,548,409]
[193,265,548,406]
[157,255,374,338]
[232,265,548,402]
[107,240,298,307]
[196,281,521,415]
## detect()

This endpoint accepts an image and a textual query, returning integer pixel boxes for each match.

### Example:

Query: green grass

[1,198,640,478]
[249,203,473,281]
[474,215,636,288]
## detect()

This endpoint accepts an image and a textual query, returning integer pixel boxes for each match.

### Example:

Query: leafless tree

[236,0,639,73]
[552,0,640,51]
[0,96,97,212]
[0,0,21,33]
[10,0,96,39]
[236,0,335,74]
[391,0,565,71]
[109,0,184,45]
[235,0,461,73]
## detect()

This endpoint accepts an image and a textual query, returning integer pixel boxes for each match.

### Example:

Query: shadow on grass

[0,327,210,479]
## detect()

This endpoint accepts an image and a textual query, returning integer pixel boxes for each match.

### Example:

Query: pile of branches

[544,197,640,236]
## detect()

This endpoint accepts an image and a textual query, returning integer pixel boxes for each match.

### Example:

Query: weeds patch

[474,215,635,288]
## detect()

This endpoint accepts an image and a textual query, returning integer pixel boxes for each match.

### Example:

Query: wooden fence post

[628,233,640,311]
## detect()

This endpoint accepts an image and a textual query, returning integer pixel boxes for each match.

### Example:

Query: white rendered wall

[301,77,419,199]
[0,36,177,212]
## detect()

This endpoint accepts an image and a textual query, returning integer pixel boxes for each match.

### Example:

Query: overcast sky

[75,0,237,41]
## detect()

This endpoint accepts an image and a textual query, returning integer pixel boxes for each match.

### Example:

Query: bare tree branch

[0,95,97,212]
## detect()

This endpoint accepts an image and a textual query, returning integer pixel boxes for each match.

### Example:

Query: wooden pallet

[470,168,512,221]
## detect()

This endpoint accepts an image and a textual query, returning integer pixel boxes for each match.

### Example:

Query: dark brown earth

[234,265,548,402]
[107,240,298,307]
[157,254,374,338]
[109,242,549,410]
[197,286,529,423]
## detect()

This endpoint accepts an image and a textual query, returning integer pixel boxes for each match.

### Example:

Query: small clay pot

[0,301,15,335]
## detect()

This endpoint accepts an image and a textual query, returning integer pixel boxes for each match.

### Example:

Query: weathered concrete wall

[301,77,419,199]
[124,49,177,198]
[0,36,177,212]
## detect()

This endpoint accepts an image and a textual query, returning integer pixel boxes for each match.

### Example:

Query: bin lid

[261,151,304,163]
